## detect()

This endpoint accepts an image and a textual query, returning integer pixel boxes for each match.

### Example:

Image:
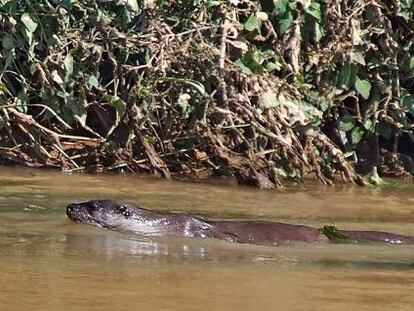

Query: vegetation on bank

[0,0,413,188]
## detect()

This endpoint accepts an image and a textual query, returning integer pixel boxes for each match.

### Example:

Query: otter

[66,200,414,246]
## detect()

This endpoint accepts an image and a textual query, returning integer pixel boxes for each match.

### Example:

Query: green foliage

[402,95,414,116]
[274,0,294,34]
[321,226,357,243]
[0,0,413,180]
[354,78,371,100]
[253,0,414,177]
[236,50,281,74]
[337,64,357,90]
[244,14,260,32]
[0,0,142,131]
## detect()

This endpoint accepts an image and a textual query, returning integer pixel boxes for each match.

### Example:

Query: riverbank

[1,1,413,187]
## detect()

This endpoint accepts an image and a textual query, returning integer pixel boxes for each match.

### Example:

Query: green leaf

[350,50,366,66]
[235,59,253,74]
[103,95,126,135]
[0,82,12,96]
[74,110,87,127]
[355,78,372,99]
[288,1,297,10]
[306,1,322,21]
[88,75,99,89]
[314,21,325,42]
[402,95,414,115]
[275,0,289,14]
[363,118,374,131]
[111,96,126,121]
[337,64,357,90]
[1,49,15,73]
[400,0,413,10]
[339,114,355,132]
[410,56,414,73]
[63,54,73,81]
[21,13,38,33]
[2,35,14,50]
[278,11,293,35]
[62,0,74,10]
[206,0,221,8]
[16,90,28,113]
[240,50,264,74]
[351,127,364,144]
[244,14,259,32]
[265,61,282,72]
[319,99,331,112]
[300,0,312,11]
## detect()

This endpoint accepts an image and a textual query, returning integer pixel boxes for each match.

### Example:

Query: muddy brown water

[0,167,413,311]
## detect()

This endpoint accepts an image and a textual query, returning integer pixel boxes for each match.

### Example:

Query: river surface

[0,167,413,311]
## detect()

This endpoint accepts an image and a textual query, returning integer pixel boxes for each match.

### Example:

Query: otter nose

[66,203,80,219]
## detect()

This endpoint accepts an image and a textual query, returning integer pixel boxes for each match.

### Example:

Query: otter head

[66,200,136,229]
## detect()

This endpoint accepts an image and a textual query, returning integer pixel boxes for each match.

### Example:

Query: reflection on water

[0,167,413,311]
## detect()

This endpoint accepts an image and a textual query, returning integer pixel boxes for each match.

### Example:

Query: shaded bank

[0,1,413,187]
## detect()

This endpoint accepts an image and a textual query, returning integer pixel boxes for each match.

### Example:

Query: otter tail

[340,230,414,245]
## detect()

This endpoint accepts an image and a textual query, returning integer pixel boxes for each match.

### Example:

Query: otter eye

[119,205,131,217]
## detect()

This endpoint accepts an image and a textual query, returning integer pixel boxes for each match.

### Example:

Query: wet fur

[67,200,414,246]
